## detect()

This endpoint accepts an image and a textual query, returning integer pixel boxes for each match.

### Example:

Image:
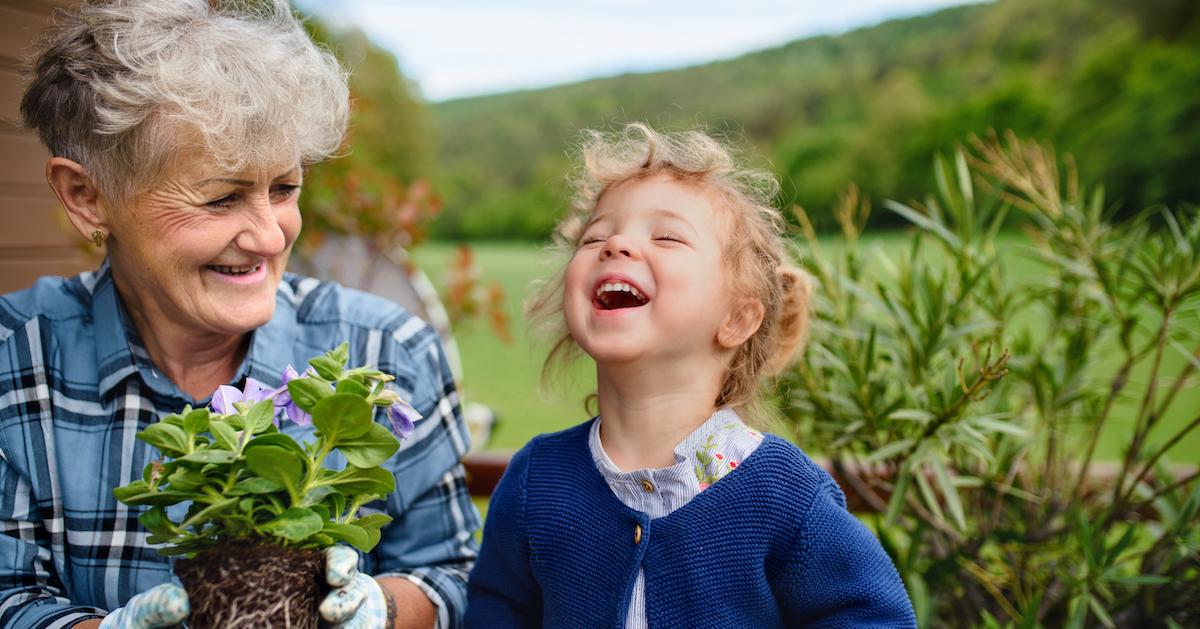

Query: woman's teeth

[209,263,260,275]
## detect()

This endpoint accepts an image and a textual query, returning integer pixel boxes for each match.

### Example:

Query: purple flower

[386,399,423,439]
[210,377,275,415]
[210,386,241,415]
[271,365,313,427]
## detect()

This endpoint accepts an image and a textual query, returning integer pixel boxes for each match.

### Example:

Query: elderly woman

[0,1,479,628]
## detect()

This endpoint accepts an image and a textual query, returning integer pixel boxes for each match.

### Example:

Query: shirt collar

[91,260,139,398]
[589,407,760,482]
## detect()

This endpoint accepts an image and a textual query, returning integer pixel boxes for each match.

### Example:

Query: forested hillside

[429,0,1200,239]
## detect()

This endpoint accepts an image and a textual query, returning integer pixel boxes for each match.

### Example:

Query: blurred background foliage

[426,0,1199,239]
[783,134,1199,626]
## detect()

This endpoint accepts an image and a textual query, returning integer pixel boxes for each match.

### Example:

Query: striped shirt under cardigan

[0,263,480,629]
[466,420,916,628]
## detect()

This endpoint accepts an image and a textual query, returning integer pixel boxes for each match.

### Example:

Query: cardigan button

[633,524,643,545]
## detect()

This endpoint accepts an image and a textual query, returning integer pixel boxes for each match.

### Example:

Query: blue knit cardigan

[465,421,916,628]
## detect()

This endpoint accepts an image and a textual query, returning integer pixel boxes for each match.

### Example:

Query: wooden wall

[0,0,90,295]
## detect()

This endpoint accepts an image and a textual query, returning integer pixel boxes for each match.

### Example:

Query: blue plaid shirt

[0,263,480,629]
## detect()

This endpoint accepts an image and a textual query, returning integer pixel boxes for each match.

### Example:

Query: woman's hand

[319,546,391,628]
[96,583,189,628]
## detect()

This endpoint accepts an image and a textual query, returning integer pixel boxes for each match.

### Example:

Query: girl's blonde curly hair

[528,122,812,423]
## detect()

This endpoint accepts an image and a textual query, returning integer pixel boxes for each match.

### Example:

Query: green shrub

[782,132,1200,627]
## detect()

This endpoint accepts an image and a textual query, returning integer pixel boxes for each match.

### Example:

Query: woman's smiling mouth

[206,261,267,284]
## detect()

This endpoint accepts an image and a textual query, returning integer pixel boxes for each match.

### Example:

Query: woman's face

[105,153,303,340]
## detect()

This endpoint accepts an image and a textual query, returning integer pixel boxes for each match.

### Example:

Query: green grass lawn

[413,236,1199,463]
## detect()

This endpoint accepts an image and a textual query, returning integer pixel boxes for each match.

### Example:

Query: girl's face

[564,174,736,367]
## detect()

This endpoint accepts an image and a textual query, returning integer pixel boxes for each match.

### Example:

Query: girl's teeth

[595,281,644,299]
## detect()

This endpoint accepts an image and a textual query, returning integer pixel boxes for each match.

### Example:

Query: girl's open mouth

[593,280,649,310]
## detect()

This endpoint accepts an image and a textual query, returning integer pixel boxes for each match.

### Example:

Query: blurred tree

[429,0,1200,239]
[293,14,510,342]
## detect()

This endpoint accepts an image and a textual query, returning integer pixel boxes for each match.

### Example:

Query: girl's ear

[46,157,109,241]
[717,298,765,349]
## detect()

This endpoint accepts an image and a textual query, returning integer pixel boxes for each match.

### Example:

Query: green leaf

[322,521,372,551]
[207,420,239,450]
[262,507,325,542]
[884,469,910,525]
[313,394,374,442]
[338,423,401,468]
[363,527,381,551]
[888,409,935,423]
[1105,574,1171,586]
[245,432,307,455]
[182,409,210,435]
[235,477,285,494]
[1087,594,1116,629]
[137,423,189,457]
[350,513,392,530]
[165,467,208,491]
[138,506,175,535]
[179,450,237,465]
[301,485,337,507]
[864,438,915,463]
[929,458,967,531]
[146,533,178,546]
[288,378,333,413]
[336,378,371,397]
[244,446,304,494]
[116,489,194,507]
[114,480,150,502]
[244,398,276,434]
[324,465,395,495]
[309,356,344,381]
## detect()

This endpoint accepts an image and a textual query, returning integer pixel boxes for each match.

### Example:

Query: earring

[91,229,107,248]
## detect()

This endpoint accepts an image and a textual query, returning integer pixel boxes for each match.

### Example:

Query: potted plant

[112,343,420,628]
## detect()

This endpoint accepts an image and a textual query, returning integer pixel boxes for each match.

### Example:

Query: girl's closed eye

[654,232,687,244]
[579,234,607,247]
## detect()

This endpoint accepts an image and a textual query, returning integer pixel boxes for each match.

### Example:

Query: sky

[297,0,977,102]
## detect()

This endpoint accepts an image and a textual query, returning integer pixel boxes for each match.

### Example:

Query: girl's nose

[601,234,638,260]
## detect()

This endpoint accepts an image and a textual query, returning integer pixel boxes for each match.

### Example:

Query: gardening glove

[319,545,390,629]
[97,583,189,629]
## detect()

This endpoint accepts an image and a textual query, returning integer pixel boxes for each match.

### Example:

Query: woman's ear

[717,298,765,349]
[45,157,108,241]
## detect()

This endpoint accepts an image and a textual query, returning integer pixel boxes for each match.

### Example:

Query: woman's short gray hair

[21,0,349,204]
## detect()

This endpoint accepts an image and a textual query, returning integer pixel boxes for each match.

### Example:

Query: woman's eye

[271,184,301,202]
[206,194,237,209]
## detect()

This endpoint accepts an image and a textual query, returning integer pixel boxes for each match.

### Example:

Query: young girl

[466,124,915,628]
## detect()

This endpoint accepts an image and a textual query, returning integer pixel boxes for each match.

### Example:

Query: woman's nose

[236,198,287,256]
[601,234,638,260]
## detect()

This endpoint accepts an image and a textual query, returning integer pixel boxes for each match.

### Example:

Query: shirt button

[633,524,643,545]
[640,479,654,493]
